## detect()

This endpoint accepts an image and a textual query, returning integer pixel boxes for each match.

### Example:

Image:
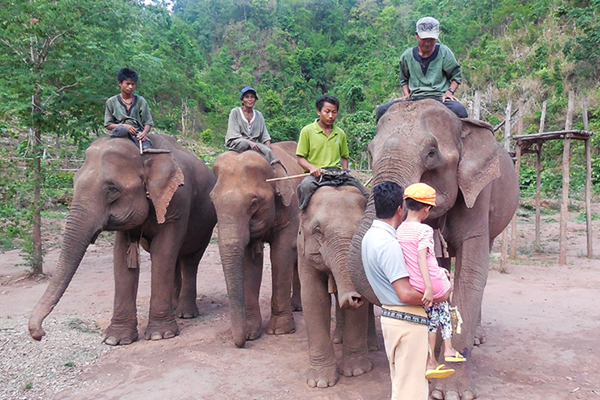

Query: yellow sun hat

[404,183,436,207]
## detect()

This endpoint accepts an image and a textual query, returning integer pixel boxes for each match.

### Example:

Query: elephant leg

[244,243,264,341]
[332,293,344,344]
[265,234,295,336]
[340,303,372,378]
[175,249,205,319]
[145,223,186,341]
[474,306,487,346]
[299,260,339,388]
[291,262,303,311]
[431,238,488,400]
[367,302,379,351]
[103,231,139,346]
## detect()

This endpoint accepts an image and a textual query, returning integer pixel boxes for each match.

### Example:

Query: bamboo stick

[266,173,310,182]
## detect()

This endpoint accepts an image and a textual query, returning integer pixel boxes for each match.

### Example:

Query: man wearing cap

[376,17,468,123]
[225,86,276,163]
[362,181,450,399]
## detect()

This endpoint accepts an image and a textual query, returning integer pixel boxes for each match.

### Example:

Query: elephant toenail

[151,332,162,340]
[164,331,175,339]
[104,336,117,346]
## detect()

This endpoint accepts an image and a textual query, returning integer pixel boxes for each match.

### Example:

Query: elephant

[29,134,217,345]
[210,141,302,348]
[348,99,519,400]
[297,185,372,388]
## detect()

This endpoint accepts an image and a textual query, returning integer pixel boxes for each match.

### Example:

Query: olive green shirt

[296,119,349,170]
[399,43,462,99]
[104,94,154,131]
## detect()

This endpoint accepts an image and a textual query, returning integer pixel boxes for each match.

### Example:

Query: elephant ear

[271,161,294,207]
[143,153,185,224]
[458,119,501,209]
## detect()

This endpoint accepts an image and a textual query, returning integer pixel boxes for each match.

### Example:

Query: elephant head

[29,136,184,340]
[210,148,297,348]
[349,99,502,305]
[298,186,367,310]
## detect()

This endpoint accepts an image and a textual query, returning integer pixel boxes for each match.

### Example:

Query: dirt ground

[1,206,599,400]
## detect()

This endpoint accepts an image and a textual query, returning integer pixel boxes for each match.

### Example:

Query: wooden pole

[559,91,575,264]
[266,172,310,182]
[510,100,525,259]
[504,100,512,151]
[500,227,509,274]
[535,143,543,253]
[473,90,482,120]
[535,101,546,253]
[582,96,593,259]
[510,143,522,260]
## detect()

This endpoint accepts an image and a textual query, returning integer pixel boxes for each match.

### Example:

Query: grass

[573,212,600,223]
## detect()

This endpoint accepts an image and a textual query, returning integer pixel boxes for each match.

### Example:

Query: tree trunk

[31,92,43,275]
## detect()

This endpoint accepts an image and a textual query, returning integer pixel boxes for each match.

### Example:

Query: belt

[381,307,429,326]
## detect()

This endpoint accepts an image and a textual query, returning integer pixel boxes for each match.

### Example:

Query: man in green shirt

[376,17,468,123]
[104,67,155,150]
[296,95,367,210]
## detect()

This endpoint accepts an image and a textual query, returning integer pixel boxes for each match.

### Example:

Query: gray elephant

[298,185,371,388]
[349,99,519,400]
[210,142,302,348]
[29,134,217,345]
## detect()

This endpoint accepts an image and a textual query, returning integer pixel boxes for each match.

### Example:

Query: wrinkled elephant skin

[29,135,217,345]
[211,142,303,348]
[348,100,519,399]
[298,185,371,388]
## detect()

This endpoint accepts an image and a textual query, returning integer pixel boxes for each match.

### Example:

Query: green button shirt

[296,119,349,170]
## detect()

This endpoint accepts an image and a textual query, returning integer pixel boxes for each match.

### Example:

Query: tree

[0,0,133,274]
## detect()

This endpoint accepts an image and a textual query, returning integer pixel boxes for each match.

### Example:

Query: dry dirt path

[1,214,599,400]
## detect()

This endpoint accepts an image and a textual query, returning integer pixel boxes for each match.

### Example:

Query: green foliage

[200,129,213,145]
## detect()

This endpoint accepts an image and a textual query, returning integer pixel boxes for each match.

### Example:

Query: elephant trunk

[29,204,102,340]
[348,160,420,306]
[217,225,249,348]
[323,234,364,310]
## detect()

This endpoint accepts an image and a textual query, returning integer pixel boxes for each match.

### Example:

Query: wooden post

[559,91,575,264]
[510,100,525,259]
[504,100,512,151]
[582,96,593,259]
[535,101,546,253]
[535,143,543,253]
[473,90,482,120]
[500,227,509,274]
[510,143,522,260]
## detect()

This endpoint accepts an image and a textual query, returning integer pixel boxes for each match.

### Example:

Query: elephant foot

[306,364,339,388]
[103,323,138,346]
[144,320,180,341]
[474,325,487,346]
[340,354,372,377]
[291,295,303,312]
[367,332,379,351]
[176,300,200,319]
[332,325,343,344]
[266,314,295,336]
[430,364,478,400]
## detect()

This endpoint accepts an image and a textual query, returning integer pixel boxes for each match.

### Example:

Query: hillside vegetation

[0,0,599,270]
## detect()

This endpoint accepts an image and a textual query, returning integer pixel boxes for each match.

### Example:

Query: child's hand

[422,287,433,308]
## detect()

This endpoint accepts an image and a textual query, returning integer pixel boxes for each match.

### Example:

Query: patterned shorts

[426,300,453,339]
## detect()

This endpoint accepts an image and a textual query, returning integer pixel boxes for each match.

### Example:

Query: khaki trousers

[380,304,429,400]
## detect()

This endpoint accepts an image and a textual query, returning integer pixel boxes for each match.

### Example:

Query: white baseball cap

[416,17,440,40]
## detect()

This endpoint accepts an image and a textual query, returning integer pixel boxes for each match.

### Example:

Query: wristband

[448,88,455,94]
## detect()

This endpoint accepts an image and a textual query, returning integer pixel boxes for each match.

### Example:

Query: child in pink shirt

[396,183,465,376]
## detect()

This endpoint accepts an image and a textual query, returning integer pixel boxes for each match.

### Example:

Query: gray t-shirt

[361,220,410,306]
[225,107,270,148]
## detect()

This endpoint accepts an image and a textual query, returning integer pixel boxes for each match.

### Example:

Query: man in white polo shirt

[362,181,451,399]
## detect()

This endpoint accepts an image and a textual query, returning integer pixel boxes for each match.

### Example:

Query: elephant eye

[106,185,120,203]
[248,198,259,214]
[427,149,436,158]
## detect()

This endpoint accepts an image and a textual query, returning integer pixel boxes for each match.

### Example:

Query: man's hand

[136,131,148,141]
[309,165,326,177]
[443,91,459,102]
[246,139,261,151]
[123,124,137,135]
